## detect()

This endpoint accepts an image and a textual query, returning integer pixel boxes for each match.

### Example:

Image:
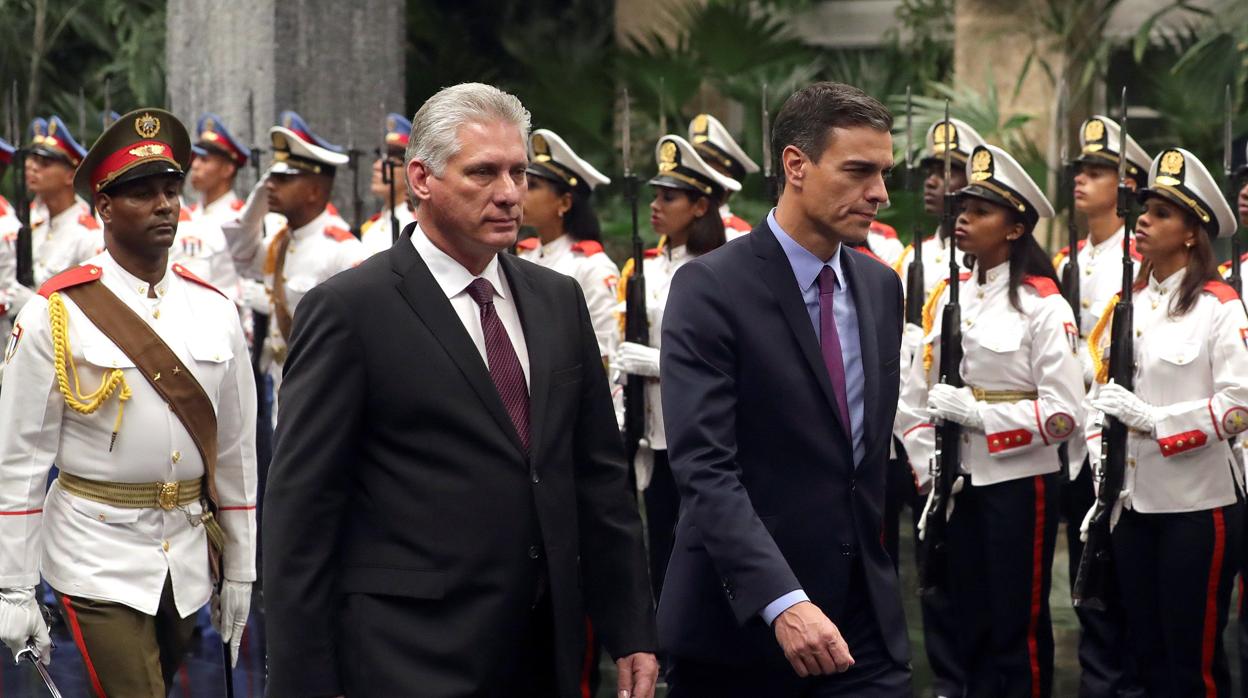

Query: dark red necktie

[465,278,531,452]
[818,266,851,436]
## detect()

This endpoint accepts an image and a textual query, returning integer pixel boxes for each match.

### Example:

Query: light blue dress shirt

[759,209,867,626]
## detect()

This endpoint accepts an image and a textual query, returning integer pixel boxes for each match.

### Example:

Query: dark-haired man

[659,81,910,696]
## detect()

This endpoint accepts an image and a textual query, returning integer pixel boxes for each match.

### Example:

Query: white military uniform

[360,203,416,257]
[0,252,258,617]
[895,232,971,301]
[720,204,752,241]
[517,235,620,358]
[867,226,905,267]
[170,207,240,303]
[632,244,691,454]
[189,190,243,228]
[32,199,104,288]
[0,196,20,334]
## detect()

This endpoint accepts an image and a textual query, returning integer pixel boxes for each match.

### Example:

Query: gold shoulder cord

[921,277,949,375]
[1087,294,1118,385]
[47,292,131,450]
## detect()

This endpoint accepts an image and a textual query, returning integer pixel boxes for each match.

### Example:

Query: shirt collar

[411,223,508,301]
[975,259,1010,289]
[290,208,333,240]
[1149,267,1185,294]
[50,202,85,229]
[204,190,240,215]
[100,250,171,298]
[1090,226,1126,253]
[540,234,571,258]
[767,209,843,293]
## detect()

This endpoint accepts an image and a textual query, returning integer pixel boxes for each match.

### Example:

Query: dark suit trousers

[666,561,912,698]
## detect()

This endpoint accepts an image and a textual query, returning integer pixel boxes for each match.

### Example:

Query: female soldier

[613,134,739,602]
[896,144,1084,697]
[517,128,619,360]
[1085,147,1247,696]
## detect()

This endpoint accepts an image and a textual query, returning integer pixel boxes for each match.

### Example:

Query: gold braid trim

[616,257,635,337]
[921,277,949,374]
[1087,295,1118,385]
[48,292,131,449]
[893,245,912,275]
[1051,249,1067,271]
[263,226,290,277]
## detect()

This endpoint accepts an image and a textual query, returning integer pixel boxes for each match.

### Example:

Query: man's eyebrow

[842,158,894,170]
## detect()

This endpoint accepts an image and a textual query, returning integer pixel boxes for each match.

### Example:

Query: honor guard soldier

[25,115,103,288]
[0,137,17,237]
[0,108,258,696]
[689,113,757,239]
[1220,142,1248,281]
[222,110,364,408]
[613,134,736,606]
[0,138,19,339]
[897,144,1085,697]
[188,113,250,226]
[1055,114,1148,698]
[361,112,417,256]
[1083,147,1247,697]
[518,128,619,360]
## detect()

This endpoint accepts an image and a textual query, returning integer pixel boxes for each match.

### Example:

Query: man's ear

[781,145,806,192]
[95,194,112,226]
[407,159,433,202]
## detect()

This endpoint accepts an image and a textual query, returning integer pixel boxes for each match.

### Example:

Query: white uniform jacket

[896,261,1085,490]
[170,208,241,303]
[1084,272,1248,513]
[360,204,417,258]
[517,235,620,358]
[0,253,257,617]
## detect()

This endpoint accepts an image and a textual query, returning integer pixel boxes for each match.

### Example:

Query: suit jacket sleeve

[660,259,801,625]
[262,282,365,696]
[569,278,659,656]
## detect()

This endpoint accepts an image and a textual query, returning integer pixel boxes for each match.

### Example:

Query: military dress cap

[527,129,610,192]
[689,113,759,182]
[920,118,988,168]
[73,108,191,201]
[268,110,349,176]
[1140,147,1237,238]
[960,144,1055,227]
[29,115,87,167]
[1075,115,1150,183]
[0,137,13,168]
[383,112,412,157]
[195,113,251,167]
[649,134,741,199]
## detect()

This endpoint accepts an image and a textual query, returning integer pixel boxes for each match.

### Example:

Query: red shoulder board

[724,214,751,232]
[368,212,381,223]
[178,207,193,222]
[38,265,102,298]
[326,202,340,216]
[230,199,245,211]
[1127,238,1141,261]
[172,264,228,298]
[959,271,972,282]
[869,220,898,239]
[0,196,9,217]
[515,237,539,250]
[571,240,604,256]
[1056,245,1070,257]
[78,213,100,230]
[1022,275,1060,297]
[1203,280,1240,304]
[1238,250,1248,263]
[323,226,355,242]
[644,246,662,259]
[1077,239,1088,252]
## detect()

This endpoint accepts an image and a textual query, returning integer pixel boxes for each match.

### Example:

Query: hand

[211,580,252,667]
[614,652,660,698]
[614,342,661,378]
[1078,488,1130,543]
[927,384,984,430]
[240,280,270,314]
[1090,381,1157,434]
[237,177,270,231]
[902,323,925,355]
[916,475,964,541]
[0,587,50,665]
[772,601,854,677]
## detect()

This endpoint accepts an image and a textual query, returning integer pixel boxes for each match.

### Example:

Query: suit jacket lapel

[390,233,529,458]
[841,250,881,452]
[499,253,550,461]
[750,227,850,441]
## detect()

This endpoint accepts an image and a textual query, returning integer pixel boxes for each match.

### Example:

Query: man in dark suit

[658,81,911,696]
[262,83,659,698]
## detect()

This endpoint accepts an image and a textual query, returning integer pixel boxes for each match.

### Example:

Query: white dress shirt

[411,224,530,387]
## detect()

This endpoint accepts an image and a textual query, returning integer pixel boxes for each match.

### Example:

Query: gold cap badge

[135,113,160,139]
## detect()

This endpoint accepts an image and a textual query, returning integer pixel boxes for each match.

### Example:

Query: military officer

[517,128,619,360]
[689,113,757,239]
[1083,147,1246,697]
[361,112,417,256]
[0,108,257,696]
[897,144,1084,697]
[221,110,365,409]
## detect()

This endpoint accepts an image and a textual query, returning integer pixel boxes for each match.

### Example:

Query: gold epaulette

[1051,249,1067,272]
[893,244,913,276]
[1087,295,1118,384]
[921,277,948,374]
[617,257,635,337]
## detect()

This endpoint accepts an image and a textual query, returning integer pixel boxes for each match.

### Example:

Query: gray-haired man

[262,83,659,697]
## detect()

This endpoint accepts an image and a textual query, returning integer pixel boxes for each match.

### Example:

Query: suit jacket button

[530,470,540,484]
[849,477,856,491]
[841,543,853,556]
[528,545,541,560]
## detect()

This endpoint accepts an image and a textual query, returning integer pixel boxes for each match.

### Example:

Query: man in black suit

[262,83,659,698]
[658,82,911,696]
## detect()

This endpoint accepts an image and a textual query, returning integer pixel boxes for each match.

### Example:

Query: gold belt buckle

[157,482,179,510]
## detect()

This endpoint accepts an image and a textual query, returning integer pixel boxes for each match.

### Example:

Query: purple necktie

[465,278,531,452]
[818,266,851,436]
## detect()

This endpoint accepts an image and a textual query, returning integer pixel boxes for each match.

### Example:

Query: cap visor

[100,162,185,194]
[647,174,701,193]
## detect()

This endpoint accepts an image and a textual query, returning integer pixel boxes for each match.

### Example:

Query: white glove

[1078,340,1096,387]
[4,282,33,314]
[633,440,654,491]
[1078,488,1131,543]
[902,323,925,356]
[927,384,984,430]
[240,280,271,315]
[0,587,50,665]
[1089,381,1157,435]
[917,474,965,541]
[237,177,270,233]
[211,580,252,668]
[614,342,661,378]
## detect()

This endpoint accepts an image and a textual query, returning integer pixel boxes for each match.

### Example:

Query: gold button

[1177,439,1185,447]
[1015,435,1024,443]
[153,309,160,319]
[1084,268,1093,276]
[1128,457,1136,467]
[97,514,106,521]
[1081,300,1090,309]
[161,540,170,552]
[1136,330,1142,337]
[172,450,181,463]
[992,439,1001,447]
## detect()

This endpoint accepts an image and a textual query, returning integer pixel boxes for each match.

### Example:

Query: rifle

[245,91,263,187]
[903,86,925,325]
[1057,77,1081,331]
[9,84,33,288]
[348,138,364,238]
[621,88,649,481]
[918,99,962,596]
[1225,85,1242,295]
[1073,88,1135,611]
[762,82,777,204]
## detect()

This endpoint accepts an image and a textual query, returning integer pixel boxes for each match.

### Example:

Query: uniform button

[528,545,541,560]
[171,450,181,463]
[161,540,170,552]
[97,514,106,522]
[1081,300,1090,309]
[1128,457,1136,467]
